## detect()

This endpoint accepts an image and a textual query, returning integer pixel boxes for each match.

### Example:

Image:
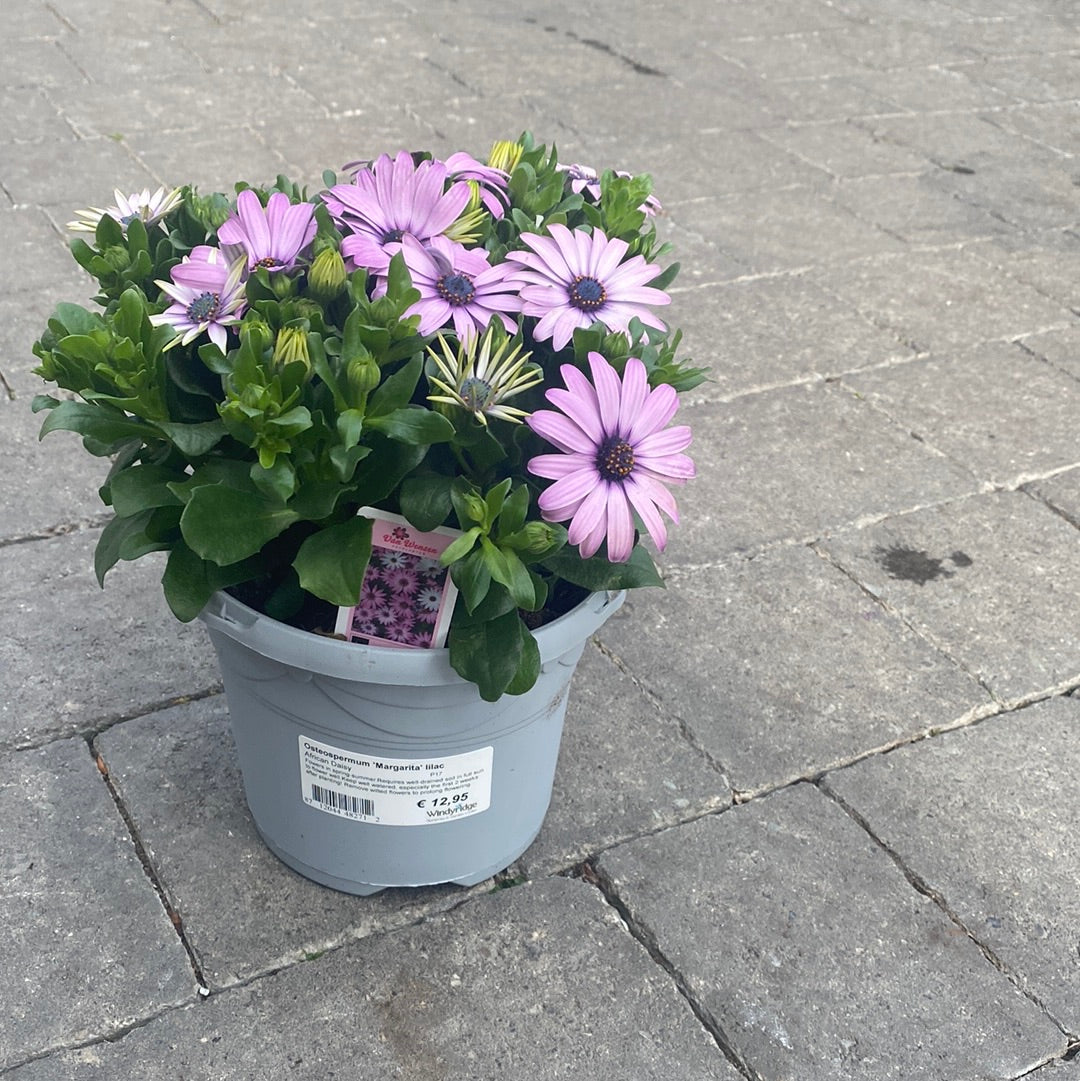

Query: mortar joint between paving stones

[578,858,761,1081]
[85,735,211,996]
[589,636,735,788]
[819,778,1076,1044]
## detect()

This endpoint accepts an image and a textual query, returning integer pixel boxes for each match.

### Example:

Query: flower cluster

[33,134,706,699]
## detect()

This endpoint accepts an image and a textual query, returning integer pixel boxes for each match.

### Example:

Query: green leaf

[368,355,421,417]
[480,536,534,609]
[293,515,373,606]
[108,463,185,518]
[94,511,155,585]
[38,400,151,452]
[448,610,536,702]
[450,545,491,613]
[162,543,263,622]
[366,406,454,445]
[154,419,228,456]
[498,483,529,538]
[440,526,481,566]
[180,485,299,566]
[542,543,664,591]
[400,473,454,532]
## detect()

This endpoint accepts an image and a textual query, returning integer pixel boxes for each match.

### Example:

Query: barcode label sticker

[298,736,492,826]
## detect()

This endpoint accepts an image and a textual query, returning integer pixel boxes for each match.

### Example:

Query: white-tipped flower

[68,186,183,233]
[427,323,542,426]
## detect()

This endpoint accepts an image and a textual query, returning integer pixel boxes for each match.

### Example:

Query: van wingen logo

[382,530,439,555]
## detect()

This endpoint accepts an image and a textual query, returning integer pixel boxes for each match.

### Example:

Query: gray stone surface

[595,546,989,794]
[523,644,730,875]
[820,491,1080,702]
[825,696,1080,1034]
[667,382,975,560]
[598,784,1066,1081]
[674,272,915,399]
[843,341,1080,487]
[1020,326,1080,383]
[1,739,195,1069]
[0,531,219,747]
[5,878,736,1081]
[1029,466,1080,529]
[812,248,1075,354]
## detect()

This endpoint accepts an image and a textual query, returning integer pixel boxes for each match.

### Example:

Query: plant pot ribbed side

[199,589,625,895]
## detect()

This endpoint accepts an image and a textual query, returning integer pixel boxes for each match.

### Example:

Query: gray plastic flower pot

[199,588,625,895]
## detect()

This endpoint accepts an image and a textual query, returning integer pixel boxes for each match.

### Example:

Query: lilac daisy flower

[400,235,521,340]
[527,352,694,563]
[150,245,247,352]
[327,151,472,275]
[505,224,670,352]
[443,151,510,218]
[217,190,317,272]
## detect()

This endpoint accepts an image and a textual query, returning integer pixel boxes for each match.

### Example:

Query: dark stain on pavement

[875,545,974,586]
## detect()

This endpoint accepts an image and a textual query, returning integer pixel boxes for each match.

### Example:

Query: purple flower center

[382,227,406,244]
[597,436,635,481]
[568,275,606,311]
[437,272,476,306]
[459,375,492,411]
[186,291,221,323]
[254,256,277,268]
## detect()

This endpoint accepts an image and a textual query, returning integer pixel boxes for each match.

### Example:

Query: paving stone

[679,187,907,276]
[759,75,908,125]
[1029,1058,1080,1081]
[812,248,1074,354]
[854,110,1032,169]
[594,547,989,794]
[0,738,195,1070]
[664,382,975,560]
[843,341,1080,486]
[819,490,1080,701]
[952,54,1080,105]
[94,696,496,989]
[0,531,219,747]
[0,205,85,298]
[598,783,1066,1081]
[825,696,1080,1034]
[759,121,931,180]
[971,231,1080,312]
[713,31,864,82]
[852,63,1022,112]
[0,393,110,540]
[1019,325,1080,383]
[673,273,914,399]
[521,644,729,876]
[1028,466,1080,529]
[5,878,736,1081]
[829,172,1014,244]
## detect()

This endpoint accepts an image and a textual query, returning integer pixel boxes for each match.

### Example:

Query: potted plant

[32,134,705,894]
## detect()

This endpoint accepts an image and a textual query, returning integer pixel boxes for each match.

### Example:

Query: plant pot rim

[199,588,626,687]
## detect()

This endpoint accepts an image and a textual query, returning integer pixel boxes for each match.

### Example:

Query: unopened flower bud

[346,355,380,403]
[308,247,347,302]
[488,140,524,175]
[464,492,488,525]
[272,326,311,371]
[516,520,558,554]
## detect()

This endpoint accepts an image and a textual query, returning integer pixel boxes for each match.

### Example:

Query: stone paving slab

[824,696,1080,1034]
[0,400,109,541]
[666,381,975,561]
[673,272,915,400]
[595,545,989,795]
[5,877,737,1081]
[819,490,1080,702]
[0,530,218,748]
[1020,327,1080,384]
[812,247,1075,355]
[1028,466,1080,530]
[1,738,195,1071]
[521,644,730,876]
[94,643,728,986]
[972,232,1080,315]
[1030,1059,1080,1081]
[843,341,1080,487]
[597,783,1066,1081]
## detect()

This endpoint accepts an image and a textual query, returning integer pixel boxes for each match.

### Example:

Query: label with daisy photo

[335,508,461,649]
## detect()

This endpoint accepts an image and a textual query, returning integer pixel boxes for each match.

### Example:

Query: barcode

[310,783,375,817]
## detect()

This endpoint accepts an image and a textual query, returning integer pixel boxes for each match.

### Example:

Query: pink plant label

[334,507,461,649]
